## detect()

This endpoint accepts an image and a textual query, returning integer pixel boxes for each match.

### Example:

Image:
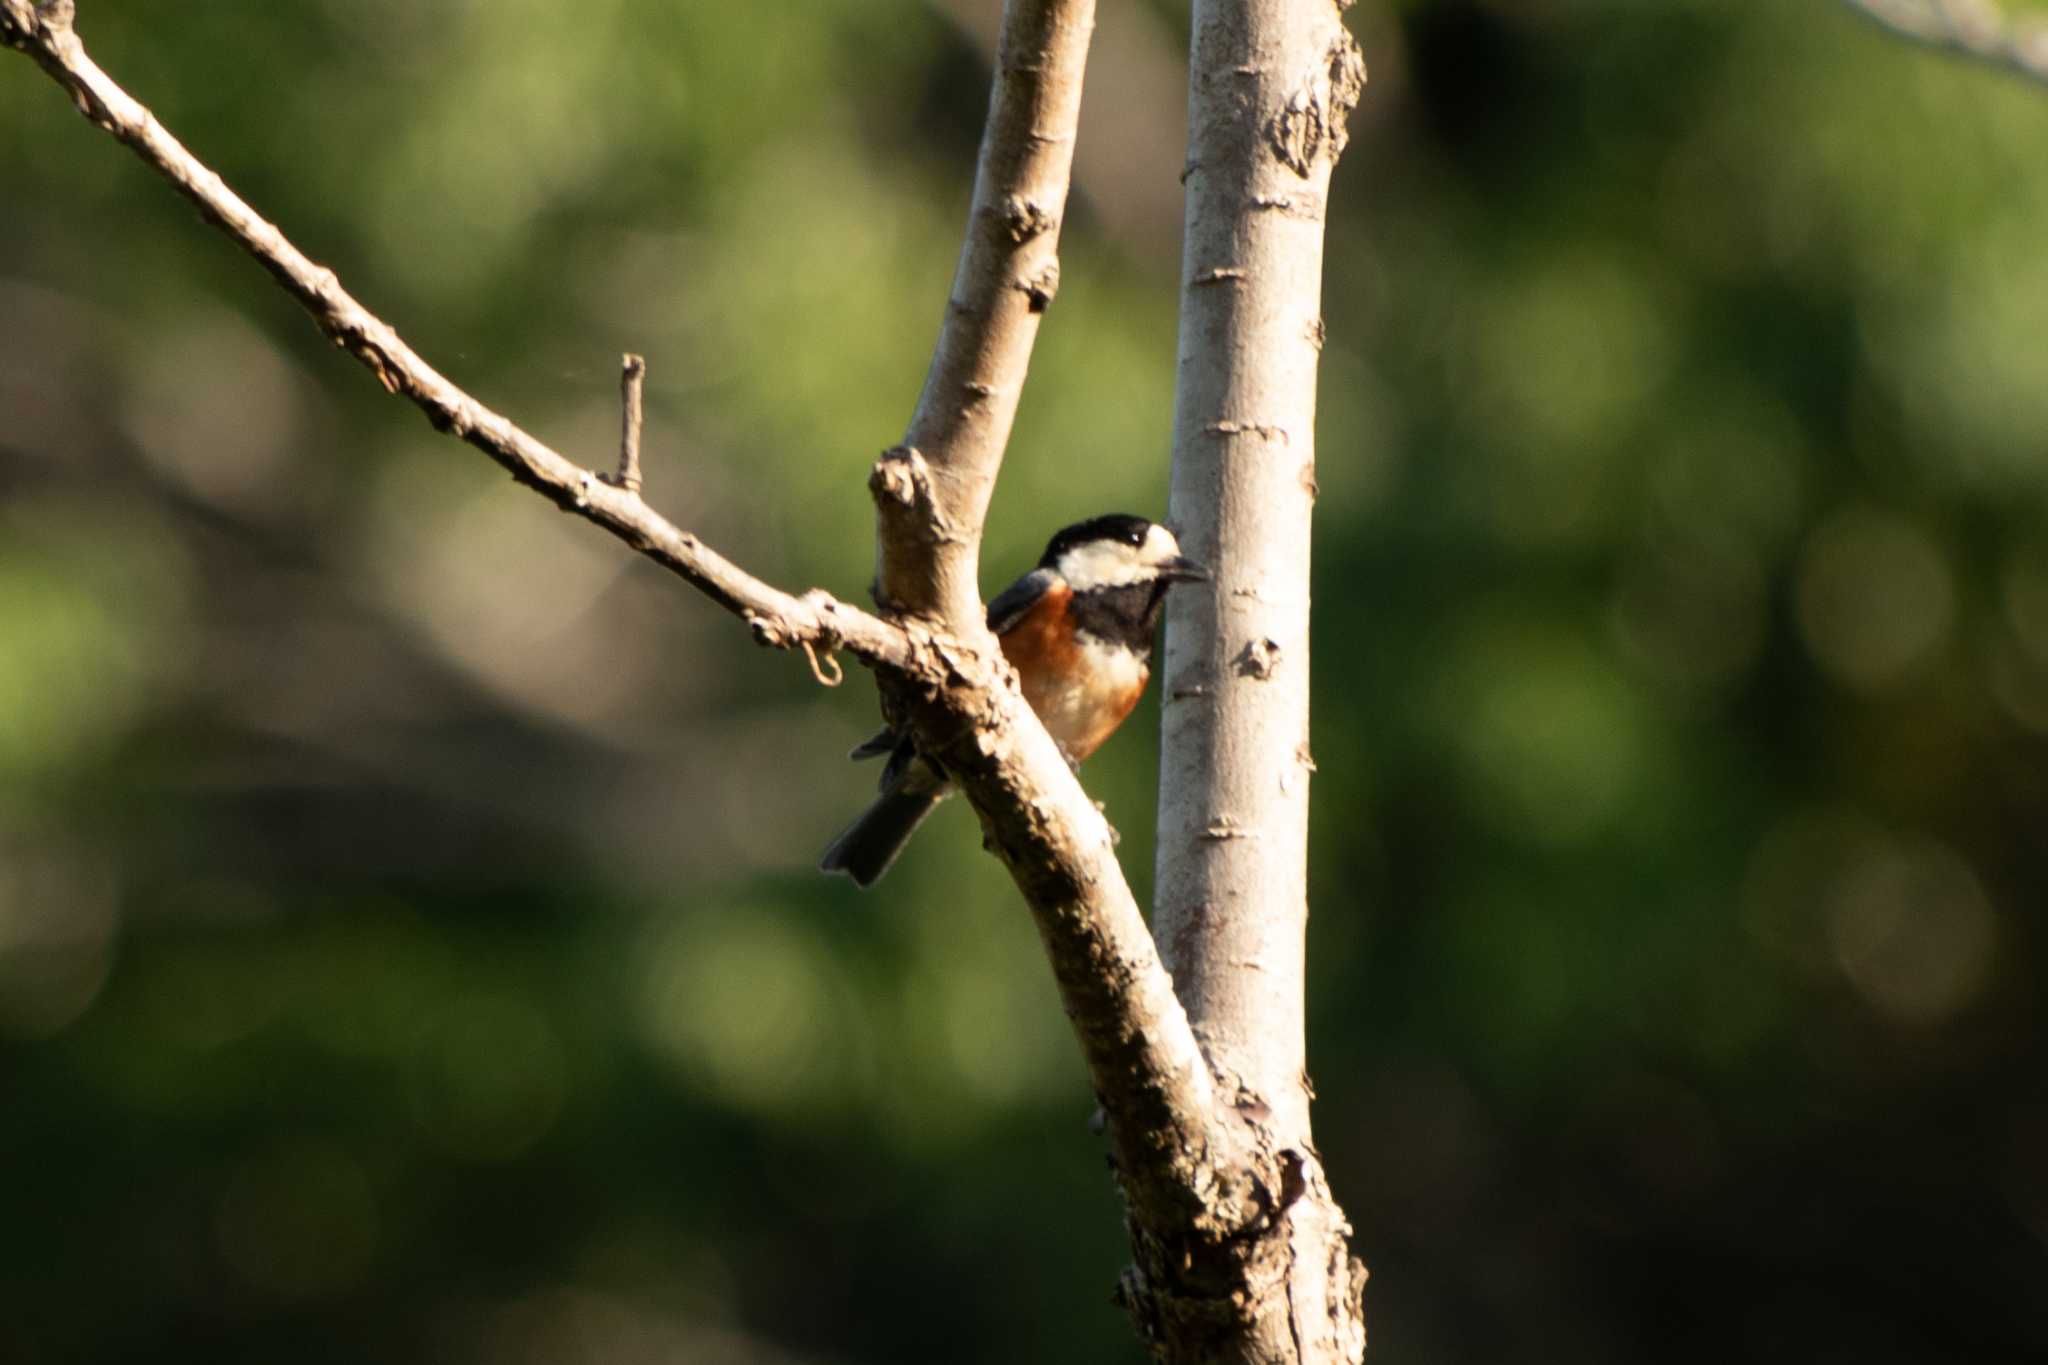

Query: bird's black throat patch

[1069,580,1171,655]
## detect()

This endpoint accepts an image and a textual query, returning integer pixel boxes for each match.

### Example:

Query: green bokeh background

[4,0,2047,1360]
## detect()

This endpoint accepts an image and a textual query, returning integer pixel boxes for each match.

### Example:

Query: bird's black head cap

[1038,513,1153,567]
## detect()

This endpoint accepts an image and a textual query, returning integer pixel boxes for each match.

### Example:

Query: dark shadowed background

[3,0,2046,1360]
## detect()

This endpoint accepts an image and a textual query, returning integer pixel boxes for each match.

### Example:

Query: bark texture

[1147,0,1370,1358]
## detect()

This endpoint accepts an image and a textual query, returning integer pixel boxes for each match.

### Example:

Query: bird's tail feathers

[818,786,945,888]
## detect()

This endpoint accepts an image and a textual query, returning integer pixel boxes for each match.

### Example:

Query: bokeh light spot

[1612,539,1768,696]
[0,848,119,1038]
[638,914,861,1114]
[1482,251,1675,452]
[214,1140,378,1301]
[1826,839,1996,1026]
[1438,614,1648,845]
[409,994,570,1161]
[118,308,306,519]
[0,497,192,776]
[1795,505,1952,690]
[932,962,1070,1112]
[2002,541,2048,668]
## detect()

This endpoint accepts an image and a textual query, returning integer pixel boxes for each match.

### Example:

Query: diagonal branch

[1842,0,2048,86]
[0,0,1244,1252]
[0,0,908,676]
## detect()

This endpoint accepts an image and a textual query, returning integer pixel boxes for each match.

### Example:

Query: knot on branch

[1268,29,1368,177]
[1233,637,1282,679]
[12,0,71,35]
[1000,193,1056,242]
[1018,259,1060,313]
[0,1,31,42]
[746,611,794,649]
[798,588,846,648]
[869,444,936,513]
[867,445,967,600]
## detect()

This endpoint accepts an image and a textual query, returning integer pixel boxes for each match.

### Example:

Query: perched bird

[820,513,1208,887]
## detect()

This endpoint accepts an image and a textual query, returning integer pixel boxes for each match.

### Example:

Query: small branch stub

[606,352,647,495]
[1002,193,1056,242]
[1019,259,1060,313]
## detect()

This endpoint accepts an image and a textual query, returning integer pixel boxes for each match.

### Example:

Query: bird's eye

[1123,526,1146,546]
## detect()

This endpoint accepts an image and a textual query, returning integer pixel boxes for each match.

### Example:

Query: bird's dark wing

[849,727,927,792]
[847,728,898,761]
[987,568,1060,635]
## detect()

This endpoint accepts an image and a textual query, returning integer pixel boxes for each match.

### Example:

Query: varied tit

[820,513,1209,888]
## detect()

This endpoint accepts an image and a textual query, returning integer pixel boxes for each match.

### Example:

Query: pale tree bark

[1143,1,1369,1360]
[1840,0,2048,85]
[1,0,1368,1359]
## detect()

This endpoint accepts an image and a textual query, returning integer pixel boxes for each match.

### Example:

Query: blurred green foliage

[3,0,2047,1361]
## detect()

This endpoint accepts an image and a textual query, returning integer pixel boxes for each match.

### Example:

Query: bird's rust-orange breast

[998,580,1148,762]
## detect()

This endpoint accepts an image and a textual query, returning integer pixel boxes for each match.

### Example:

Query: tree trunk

[1143,0,1369,1358]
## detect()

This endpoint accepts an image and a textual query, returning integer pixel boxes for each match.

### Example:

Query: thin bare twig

[608,353,646,495]
[0,0,905,676]
[1842,0,2048,86]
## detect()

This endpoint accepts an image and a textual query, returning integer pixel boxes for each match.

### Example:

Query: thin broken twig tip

[606,352,647,495]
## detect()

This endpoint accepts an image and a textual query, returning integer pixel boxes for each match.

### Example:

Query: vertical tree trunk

[1149,0,1368,1359]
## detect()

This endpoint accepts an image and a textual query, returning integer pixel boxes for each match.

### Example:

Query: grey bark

[1145,0,1370,1358]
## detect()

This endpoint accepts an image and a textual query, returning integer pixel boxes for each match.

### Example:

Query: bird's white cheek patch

[1055,541,1147,590]
[1052,525,1187,592]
